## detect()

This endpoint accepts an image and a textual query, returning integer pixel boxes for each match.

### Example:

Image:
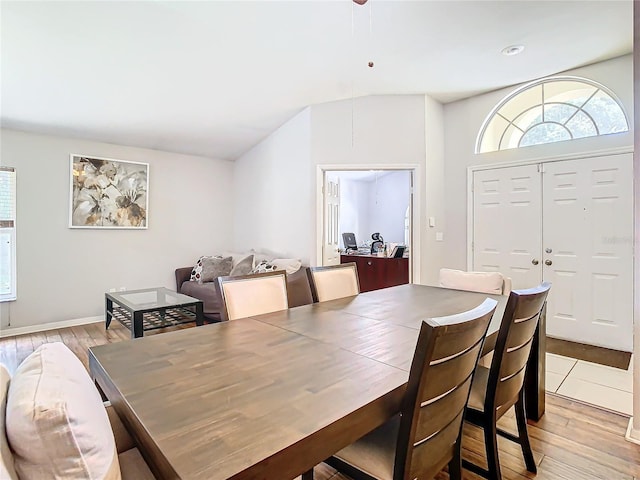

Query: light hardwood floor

[1,321,639,480]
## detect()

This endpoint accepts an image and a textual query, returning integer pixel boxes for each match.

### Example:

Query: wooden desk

[89,284,544,480]
[340,254,409,292]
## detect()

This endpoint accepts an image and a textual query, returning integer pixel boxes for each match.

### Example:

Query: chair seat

[119,448,155,480]
[333,415,399,480]
[467,365,489,413]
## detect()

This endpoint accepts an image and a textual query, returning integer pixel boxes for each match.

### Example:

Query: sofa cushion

[6,343,121,480]
[180,280,221,315]
[251,259,277,274]
[190,255,221,282]
[230,254,254,276]
[0,365,18,480]
[199,256,233,283]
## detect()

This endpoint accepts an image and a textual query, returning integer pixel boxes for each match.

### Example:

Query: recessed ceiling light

[501,45,525,56]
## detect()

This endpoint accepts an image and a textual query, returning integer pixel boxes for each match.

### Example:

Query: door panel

[323,179,340,266]
[472,165,542,290]
[472,154,633,351]
[543,154,633,351]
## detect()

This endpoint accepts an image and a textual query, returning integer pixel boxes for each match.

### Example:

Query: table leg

[525,301,546,421]
[105,297,113,330]
[132,311,144,338]
[195,302,204,326]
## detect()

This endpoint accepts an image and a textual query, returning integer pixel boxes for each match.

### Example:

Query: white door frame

[316,164,422,285]
[466,146,633,268]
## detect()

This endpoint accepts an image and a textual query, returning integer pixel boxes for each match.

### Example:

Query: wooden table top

[89,284,506,480]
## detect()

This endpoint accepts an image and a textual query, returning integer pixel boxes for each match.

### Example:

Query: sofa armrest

[175,267,192,292]
[104,403,136,454]
[287,267,313,308]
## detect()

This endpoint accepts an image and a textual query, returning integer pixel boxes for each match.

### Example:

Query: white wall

[0,129,234,330]
[337,177,370,248]
[423,96,446,285]
[367,171,411,244]
[233,108,312,263]
[442,55,633,271]
[336,171,411,248]
[311,95,428,280]
[233,95,428,277]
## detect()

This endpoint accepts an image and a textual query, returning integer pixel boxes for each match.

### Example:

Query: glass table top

[107,287,200,311]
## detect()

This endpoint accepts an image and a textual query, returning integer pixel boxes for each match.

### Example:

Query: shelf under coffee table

[105,287,204,338]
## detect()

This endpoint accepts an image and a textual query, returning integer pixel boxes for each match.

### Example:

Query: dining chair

[439,268,512,368]
[324,297,498,480]
[306,262,360,302]
[216,270,289,321]
[439,268,512,296]
[463,282,551,480]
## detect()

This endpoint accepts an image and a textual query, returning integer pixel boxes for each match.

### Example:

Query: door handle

[531,259,539,265]
[545,259,552,266]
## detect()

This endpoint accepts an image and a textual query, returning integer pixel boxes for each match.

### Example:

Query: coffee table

[105,287,204,338]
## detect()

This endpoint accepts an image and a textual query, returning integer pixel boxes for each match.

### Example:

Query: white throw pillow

[270,258,302,275]
[6,343,121,480]
[0,365,18,480]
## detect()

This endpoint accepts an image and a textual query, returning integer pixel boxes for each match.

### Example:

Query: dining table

[89,284,545,480]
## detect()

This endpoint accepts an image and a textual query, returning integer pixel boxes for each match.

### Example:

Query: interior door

[543,154,633,351]
[472,164,542,289]
[323,177,340,266]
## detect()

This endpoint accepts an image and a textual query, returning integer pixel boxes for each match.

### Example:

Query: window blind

[0,166,16,300]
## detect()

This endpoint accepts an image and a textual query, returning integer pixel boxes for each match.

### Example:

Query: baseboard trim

[625,418,640,446]
[0,316,103,338]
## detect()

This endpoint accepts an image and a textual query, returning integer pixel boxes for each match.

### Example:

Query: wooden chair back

[306,263,360,302]
[216,271,289,321]
[395,298,498,480]
[485,282,551,416]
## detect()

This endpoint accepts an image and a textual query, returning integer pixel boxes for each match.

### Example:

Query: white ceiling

[1,1,632,161]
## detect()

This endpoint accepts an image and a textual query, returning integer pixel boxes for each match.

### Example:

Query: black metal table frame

[105,291,204,338]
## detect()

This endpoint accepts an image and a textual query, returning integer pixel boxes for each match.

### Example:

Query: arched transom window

[476,76,629,153]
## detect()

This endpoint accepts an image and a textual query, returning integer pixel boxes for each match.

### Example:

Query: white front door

[323,178,340,266]
[472,153,633,352]
[543,154,633,351]
[472,164,542,290]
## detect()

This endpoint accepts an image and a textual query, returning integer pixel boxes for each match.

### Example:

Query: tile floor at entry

[546,352,633,415]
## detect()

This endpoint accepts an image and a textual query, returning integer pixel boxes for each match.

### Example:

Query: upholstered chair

[1,343,156,479]
[438,268,512,296]
[307,263,360,302]
[216,270,289,321]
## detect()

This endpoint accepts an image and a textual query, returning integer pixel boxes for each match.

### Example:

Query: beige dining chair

[216,271,289,321]
[438,268,512,368]
[323,298,498,480]
[306,263,360,302]
[438,268,512,296]
[463,282,551,480]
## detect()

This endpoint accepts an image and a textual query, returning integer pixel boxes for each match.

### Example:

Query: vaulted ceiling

[1,1,632,161]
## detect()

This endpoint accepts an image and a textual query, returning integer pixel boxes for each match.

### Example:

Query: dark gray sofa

[175,266,313,322]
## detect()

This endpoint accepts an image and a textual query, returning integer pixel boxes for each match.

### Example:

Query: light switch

[435,232,444,242]
[428,216,436,227]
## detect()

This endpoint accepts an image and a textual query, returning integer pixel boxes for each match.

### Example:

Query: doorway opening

[317,165,418,287]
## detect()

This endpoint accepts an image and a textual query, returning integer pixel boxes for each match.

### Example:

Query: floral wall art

[69,155,148,228]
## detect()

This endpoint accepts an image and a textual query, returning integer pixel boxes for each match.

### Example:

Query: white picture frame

[69,154,149,229]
